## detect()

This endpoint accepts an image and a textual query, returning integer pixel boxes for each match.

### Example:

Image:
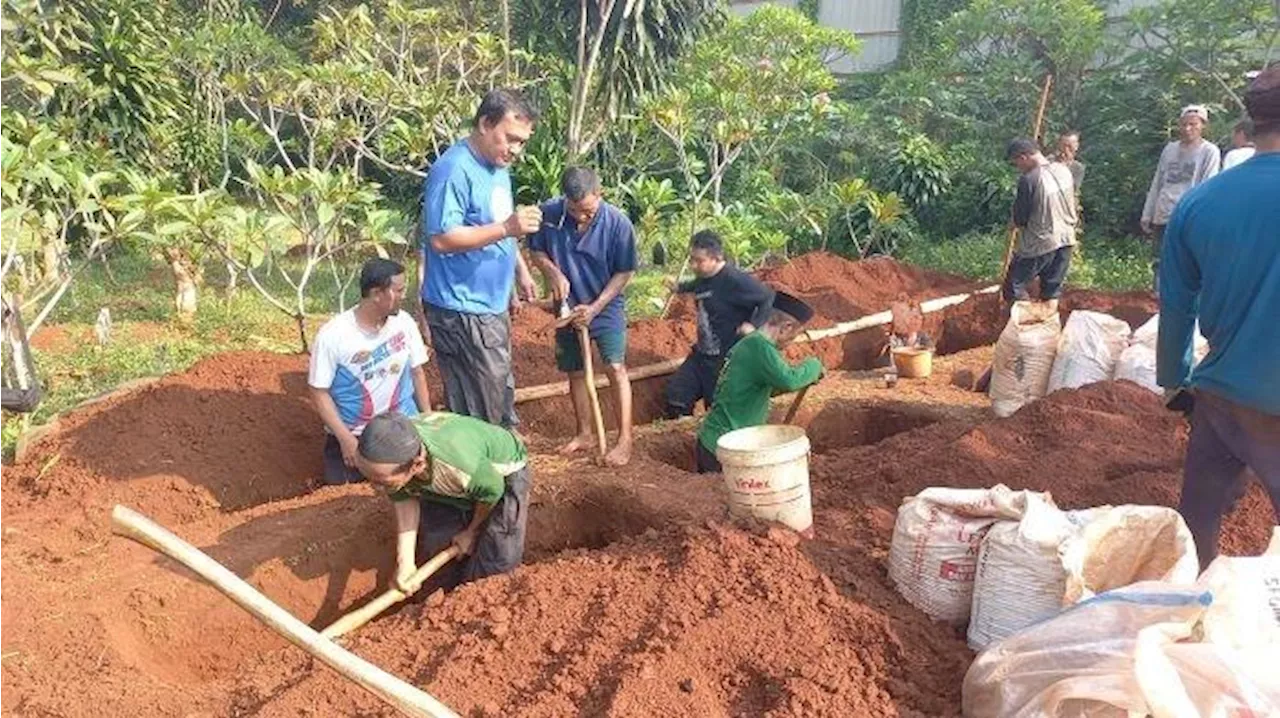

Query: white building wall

[731,0,1162,73]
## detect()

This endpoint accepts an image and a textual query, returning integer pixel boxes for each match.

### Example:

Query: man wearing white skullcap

[1140,104,1221,294]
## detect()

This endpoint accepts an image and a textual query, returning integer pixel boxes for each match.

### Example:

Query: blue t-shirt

[1157,152,1280,414]
[420,140,516,315]
[528,198,638,334]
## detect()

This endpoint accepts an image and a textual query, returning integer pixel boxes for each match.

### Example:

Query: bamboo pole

[1002,73,1055,291]
[512,284,1000,404]
[110,505,460,718]
[321,547,461,640]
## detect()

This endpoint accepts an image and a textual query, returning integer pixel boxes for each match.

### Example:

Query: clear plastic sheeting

[965,531,1280,718]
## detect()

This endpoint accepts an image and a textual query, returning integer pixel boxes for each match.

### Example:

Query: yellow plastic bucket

[716,424,813,534]
[892,348,934,378]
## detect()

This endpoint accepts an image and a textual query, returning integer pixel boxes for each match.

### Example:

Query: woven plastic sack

[1047,311,1131,393]
[888,484,1034,625]
[1198,527,1280,649]
[1061,505,1200,604]
[966,501,1096,650]
[1114,342,1160,393]
[989,301,1061,417]
[968,505,1197,651]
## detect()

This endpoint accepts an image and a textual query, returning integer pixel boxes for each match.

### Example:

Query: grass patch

[898,231,1152,292]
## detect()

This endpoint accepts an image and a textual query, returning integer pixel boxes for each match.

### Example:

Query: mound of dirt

[757,253,976,325]
[198,381,1277,718]
[229,522,970,717]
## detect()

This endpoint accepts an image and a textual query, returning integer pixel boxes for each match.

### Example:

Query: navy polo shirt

[528,198,638,335]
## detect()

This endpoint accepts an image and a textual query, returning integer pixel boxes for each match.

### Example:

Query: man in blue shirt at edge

[529,167,639,466]
[417,88,542,429]
[1156,65,1280,570]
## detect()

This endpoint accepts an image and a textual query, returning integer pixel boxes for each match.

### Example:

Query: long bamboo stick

[512,284,999,404]
[321,546,461,640]
[110,505,460,718]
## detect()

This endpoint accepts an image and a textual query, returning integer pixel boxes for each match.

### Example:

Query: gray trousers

[425,304,519,428]
[416,467,531,593]
[1178,390,1280,569]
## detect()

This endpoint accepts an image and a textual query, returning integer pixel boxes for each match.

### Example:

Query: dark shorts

[322,434,364,485]
[1003,245,1073,303]
[694,439,722,474]
[1178,390,1280,569]
[555,327,627,373]
[415,467,532,593]
[426,304,519,428]
[664,351,725,418]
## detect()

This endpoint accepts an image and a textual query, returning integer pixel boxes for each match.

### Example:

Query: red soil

[6,253,1249,718]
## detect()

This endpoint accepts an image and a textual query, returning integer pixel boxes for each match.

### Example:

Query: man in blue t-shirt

[418,88,541,429]
[529,167,638,465]
[1157,66,1280,569]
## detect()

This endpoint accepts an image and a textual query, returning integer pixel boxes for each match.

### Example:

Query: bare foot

[558,433,594,456]
[603,439,633,466]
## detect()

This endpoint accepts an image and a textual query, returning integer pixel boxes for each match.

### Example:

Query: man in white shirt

[309,258,431,484]
[1140,105,1220,295]
[1222,119,1256,170]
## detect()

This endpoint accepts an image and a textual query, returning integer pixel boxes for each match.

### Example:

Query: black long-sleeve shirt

[678,265,775,357]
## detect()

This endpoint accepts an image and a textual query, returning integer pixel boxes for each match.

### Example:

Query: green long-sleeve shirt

[697,331,823,454]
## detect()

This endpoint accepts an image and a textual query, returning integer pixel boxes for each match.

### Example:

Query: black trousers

[1003,246,1073,303]
[416,467,532,593]
[664,350,724,419]
[425,304,519,428]
[694,439,722,474]
[1178,391,1280,569]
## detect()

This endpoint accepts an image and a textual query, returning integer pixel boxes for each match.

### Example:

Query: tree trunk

[166,249,200,318]
[41,239,63,283]
[225,260,239,299]
[295,313,309,354]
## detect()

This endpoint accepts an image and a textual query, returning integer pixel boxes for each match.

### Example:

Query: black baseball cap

[772,291,814,324]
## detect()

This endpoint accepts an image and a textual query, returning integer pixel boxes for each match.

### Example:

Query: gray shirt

[1012,161,1078,258]
[1142,140,1221,226]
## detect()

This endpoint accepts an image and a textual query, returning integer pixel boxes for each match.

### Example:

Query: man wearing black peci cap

[694,291,823,473]
[355,410,530,594]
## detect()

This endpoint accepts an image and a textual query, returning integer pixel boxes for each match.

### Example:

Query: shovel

[783,385,812,425]
[557,301,609,459]
[320,546,461,640]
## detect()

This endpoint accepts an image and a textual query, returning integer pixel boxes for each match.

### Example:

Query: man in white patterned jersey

[309,258,432,484]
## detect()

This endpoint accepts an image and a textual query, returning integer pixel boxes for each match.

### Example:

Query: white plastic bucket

[716,424,813,533]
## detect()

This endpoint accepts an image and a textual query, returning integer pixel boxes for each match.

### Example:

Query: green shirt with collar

[389,412,527,509]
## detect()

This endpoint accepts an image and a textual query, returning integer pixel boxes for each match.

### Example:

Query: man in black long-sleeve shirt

[664,230,775,418]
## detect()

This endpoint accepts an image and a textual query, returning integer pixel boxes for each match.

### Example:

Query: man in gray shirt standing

[1003,138,1078,303]
[1141,105,1220,294]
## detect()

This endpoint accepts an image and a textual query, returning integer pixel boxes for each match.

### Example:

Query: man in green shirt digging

[695,292,823,473]
[355,410,530,593]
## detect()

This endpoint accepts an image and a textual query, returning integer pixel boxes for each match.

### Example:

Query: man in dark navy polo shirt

[529,167,639,465]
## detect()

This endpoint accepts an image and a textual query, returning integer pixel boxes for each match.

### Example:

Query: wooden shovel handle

[109,505,459,718]
[320,546,461,640]
[784,385,812,425]
[578,326,609,458]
